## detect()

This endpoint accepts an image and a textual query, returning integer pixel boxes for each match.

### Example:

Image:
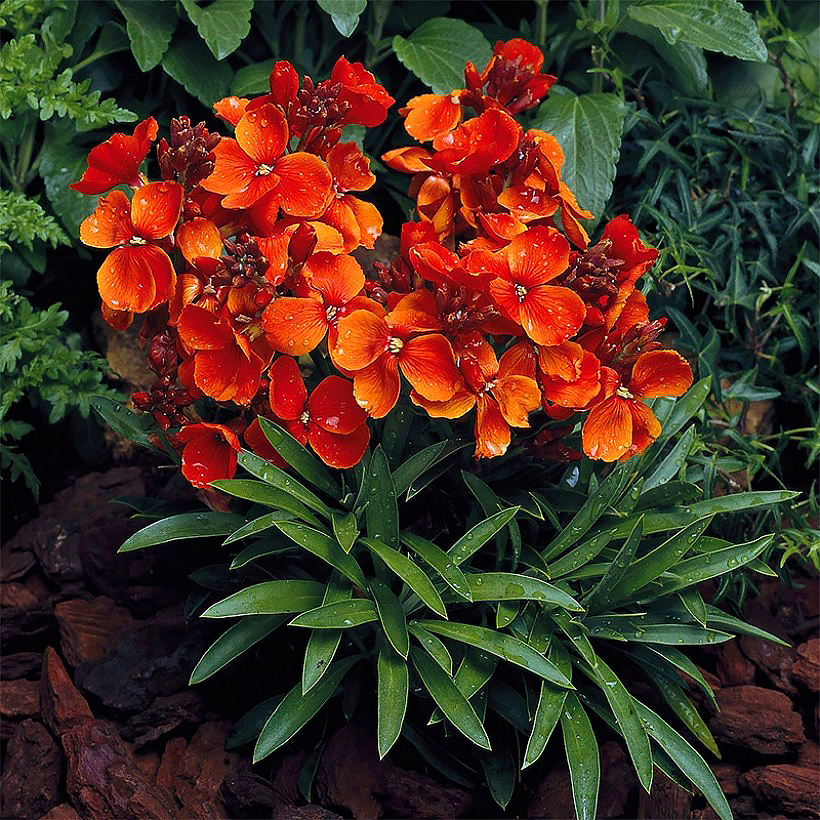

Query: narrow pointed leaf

[643,426,696,491]
[377,645,409,758]
[370,580,410,658]
[302,574,351,693]
[402,532,472,600]
[448,507,520,566]
[203,580,324,618]
[289,599,378,629]
[224,512,294,546]
[408,622,453,673]
[465,572,583,611]
[364,446,400,547]
[331,511,359,553]
[211,479,320,524]
[230,538,292,569]
[276,521,367,588]
[119,512,244,552]
[584,515,645,610]
[561,693,600,820]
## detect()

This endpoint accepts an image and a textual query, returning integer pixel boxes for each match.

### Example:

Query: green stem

[14,124,35,192]
[592,0,606,92]
[365,0,392,69]
[535,0,549,48]
[293,2,308,72]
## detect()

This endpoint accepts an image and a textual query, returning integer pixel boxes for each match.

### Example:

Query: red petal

[629,351,693,399]
[201,138,269,204]
[177,218,223,264]
[537,341,584,381]
[272,153,333,218]
[80,190,133,248]
[582,396,632,461]
[268,355,308,421]
[309,423,370,469]
[213,96,249,126]
[309,376,367,434]
[381,146,435,173]
[97,245,173,313]
[244,417,287,467]
[353,355,400,418]
[235,104,288,164]
[347,197,382,250]
[304,253,364,306]
[262,297,327,354]
[505,226,570,287]
[402,93,463,142]
[519,285,586,346]
[474,395,510,458]
[627,401,662,457]
[493,375,541,427]
[177,306,234,351]
[327,141,375,192]
[399,334,461,401]
[539,349,601,409]
[130,181,183,240]
[179,423,239,488]
[333,309,390,371]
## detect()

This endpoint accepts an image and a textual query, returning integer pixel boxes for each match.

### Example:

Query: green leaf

[689,491,799,517]
[223,512,293,546]
[523,679,567,768]
[402,532,472,600]
[190,615,284,684]
[275,521,367,588]
[629,645,717,708]
[331,510,359,553]
[650,671,719,756]
[364,446,400,547]
[392,17,492,94]
[635,700,732,820]
[415,620,574,688]
[212,479,321,524]
[409,646,491,750]
[161,33,232,107]
[370,579,410,658]
[202,580,324,618]
[227,696,281,749]
[179,0,252,60]
[39,131,96,238]
[317,0,366,37]
[588,619,732,645]
[561,693,600,820]
[229,537,292,568]
[257,418,341,499]
[302,574,351,693]
[115,0,177,71]
[362,538,447,617]
[91,396,156,450]
[393,441,470,497]
[583,515,645,610]
[531,91,627,221]
[119,512,244,552]
[464,572,583,611]
[448,507,520,566]
[377,645,409,759]
[253,657,357,762]
[643,426,696,491]
[289,599,378,628]
[231,59,276,96]
[408,623,453,673]
[478,735,517,809]
[548,531,614,578]
[627,0,767,62]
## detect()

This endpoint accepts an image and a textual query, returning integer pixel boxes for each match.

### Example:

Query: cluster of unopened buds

[74,40,693,491]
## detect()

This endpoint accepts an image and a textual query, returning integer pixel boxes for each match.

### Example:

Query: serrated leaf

[116,0,177,71]
[202,580,324,618]
[162,34,232,107]
[531,91,627,221]
[561,693,600,820]
[119,512,244,552]
[231,60,276,96]
[180,0,252,60]
[627,0,767,62]
[317,0,366,37]
[377,645,409,758]
[392,17,492,95]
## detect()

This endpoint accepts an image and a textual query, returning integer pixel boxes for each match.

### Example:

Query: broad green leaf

[115,0,177,71]
[583,515,645,610]
[119,512,244,552]
[231,60,276,96]
[318,0,366,37]
[415,620,573,688]
[370,580,410,658]
[586,656,653,792]
[212,479,320,524]
[643,426,696,491]
[237,451,333,517]
[561,693,600,820]
[364,446,400,548]
[602,516,713,606]
[363,538,447,617]
[331,511,359,553]
[392,18,492,95]
[448,507,520,566]
[257,418,341,499]
[478,736,516,809]
[531,91,627,221]
[254,657,357,762]
[464,572,583,611]
[224,513,293,546]
[627,0,767,62]
[190,615,284,684]
[377,645,409,758]
[289,599,378,629]
[409,646,491,750]
[402,532,472,600]
[408,623,453,673]
[161,34,232,107]
[302,574,351,693]
[275,521,367,587]
[203,580,324,618]
[39,132,96,237]
[635,700,732,820]
[541,466,627,561]
[179,0,252,59]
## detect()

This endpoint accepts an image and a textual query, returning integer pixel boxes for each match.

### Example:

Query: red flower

[177,422,241,488]
[330,57,395,127]
[201,104,332,214]
[79,181,183,313]
[71,117,158,194]
[401,92,464,142]
[268,356,370,468]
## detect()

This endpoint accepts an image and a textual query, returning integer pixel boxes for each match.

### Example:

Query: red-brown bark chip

[54,596,135,667]
[0,677,40,717]
[39,646,93,737]
[740,764,820,817]
[39,803,82,820]
[792,638,819,692]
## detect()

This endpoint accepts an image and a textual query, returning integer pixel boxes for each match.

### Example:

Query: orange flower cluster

[74,41,692,490]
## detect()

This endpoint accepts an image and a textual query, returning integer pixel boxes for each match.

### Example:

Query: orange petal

[272,152,333,218]
[176,217,223,265]
[262,296,327,354]
[497,185,559,222]
[193,347,245,402]
[582,396,632,461]
[235,104,288,165]
[498,340,537,380]
[410,387,476,419]
[520,285,586,347]
[347,197,382,249]
[80,190,133,248]
[177,304,235,350]
[333,310,390,370]
[399,334,461,402]
[303,253,364,306]
[402,93,462,142]
[327,141,375,192]
[309,375,368,434]
[537,341,584,381]
[626,400,662,457]
[611,288,649,332]
[353,355,400,418]
[629,350,693,399]
[130,181,183,240]
[493,375,541,427]
[540,349,601,409]
[505,226,569,287]
[381,146,435,173]
[201,138,267,202]
[474,395,511,458]
[178,423,240,488]
[268,355,308,420]
[213,96,249,126]
[309,423,370,469]
[97,245,170,313]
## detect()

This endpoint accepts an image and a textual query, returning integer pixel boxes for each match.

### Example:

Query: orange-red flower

[72,117,158,194]
[582,350,693,461]
[330,57,395,127]
[177,422,241,488]
[483,226,586,346]
[268,356,369,468]
[333,293,462,418]
[201,104,332,214]
[80,181,182,313]
[401,92,464,142]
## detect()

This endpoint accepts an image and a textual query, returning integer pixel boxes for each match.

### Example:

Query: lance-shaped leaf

[377,645,409,759]
[402,532,472,600]
[212,479,321,525]
[119,512,244,552]
[276,521,367,588]
[302,574,351,693]
[523,642,571,768]
[203,580,324,618]
[289,599,378,629]
[370,580,410,658]
[583,515,645,611]
[561,693,600,820]
[408,622,453,673]
[448,507,520,566]
[224,513,294,546]
[363,446,400,548]
[464,572,583,611]
[331,511,359,553]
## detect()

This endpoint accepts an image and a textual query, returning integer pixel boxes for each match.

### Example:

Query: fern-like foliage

[0,190,69,251]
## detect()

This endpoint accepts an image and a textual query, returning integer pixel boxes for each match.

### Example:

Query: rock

[62,720,179,818]
[710,685,805,755]
[799,740,820,768]
[637,770,692,819]
[1,598,57,653]
[75,615,208,713]
[122,691,206,749]
[133,749,161,782]
[527,766,574,819]
[0,678,40,717]
[40,647,94,737]
[222,772,288,818]
[1,650,42,679]
[711,762,742,797]
[271,751,307,807]
[315,723,472,819]
[740,764,820,817]
[273,807,343,820]
[715,639,756,686]
[170,721,243,818]
[92,309,155,393]
[1,581,39,609]
[157,736,188,793]
[792,638,819,691]
[0,719,62,819]
[55,597,135,667]
[39,804,81,820]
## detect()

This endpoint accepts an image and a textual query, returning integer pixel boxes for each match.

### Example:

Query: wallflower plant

[78,41,797,817]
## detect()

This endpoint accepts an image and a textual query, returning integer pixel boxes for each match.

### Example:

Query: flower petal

[177,218,223,264]
[268,355,308,421]
[80,190,133,248]
[97,245,172,313]
[272,152,333,218]
[539,349,601,409]
[582,396,632,462]
[493,375,541,427]
[304,253,364,306]
[262,296,327,354]
[309,375,367,434]
[629,350,693,399]
[399,334,461,401]
[353,355,400,418]
[178,423,240,488]
[627,400,662,457]
[475,395,510,458]
[505,226,570,287]
[235,104,288,164]
[519,285,586,346]
[402,93,463,142]
[309,424,370,469]
[333,309,390,371]
[410,387,476,419]
[327,141,375,192]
